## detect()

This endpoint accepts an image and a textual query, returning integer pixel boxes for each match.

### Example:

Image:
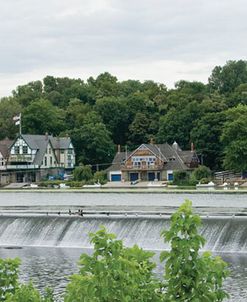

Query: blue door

[111,174,121,181]
[130,173,139,181]
[148,172,155,181]
[168,173,173,181]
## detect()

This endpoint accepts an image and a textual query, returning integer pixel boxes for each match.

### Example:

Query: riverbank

[1,187,247,193]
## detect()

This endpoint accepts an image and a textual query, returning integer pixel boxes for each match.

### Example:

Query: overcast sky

[0,0,246,97]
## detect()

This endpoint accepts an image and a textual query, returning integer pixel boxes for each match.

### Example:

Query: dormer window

[169,156,176,161]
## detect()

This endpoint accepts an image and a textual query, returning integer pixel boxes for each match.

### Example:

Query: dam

[0,215,246,253]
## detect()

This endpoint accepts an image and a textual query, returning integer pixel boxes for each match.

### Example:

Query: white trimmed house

[0,134,75,184]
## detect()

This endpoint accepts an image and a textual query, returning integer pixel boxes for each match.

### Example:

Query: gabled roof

[0,139,13,158]
[125,143,167,163]
[106,151,131,172]
[21,135,50,165]
[178,150,197,163]
[50,137,72,149]
[109,142,197,172]
[10,134,73,166]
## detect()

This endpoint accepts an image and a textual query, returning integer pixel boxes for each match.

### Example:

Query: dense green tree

[221,105,247,171]
[88,72,119,99]
[22,99,65,135]
[157,101,204,149]
[128,112,153,146]
[190,112,225,170]
[0,97,22,139]
[208,60,247,94]
[65,99,91,129]
[70,116,115,165]
[95,96,130,144]
[12,81,43,107]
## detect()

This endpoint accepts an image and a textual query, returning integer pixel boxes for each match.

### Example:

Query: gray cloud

[0,0,247,96]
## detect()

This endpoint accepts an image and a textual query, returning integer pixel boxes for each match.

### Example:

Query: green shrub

[191,165,212,183]
[173,171,191,185]
[73,165,93,181]
[93,171,107,184]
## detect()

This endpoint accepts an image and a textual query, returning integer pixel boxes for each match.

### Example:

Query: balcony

[8,155,34,163]
[121,164,164,171]
[6,164,39,170]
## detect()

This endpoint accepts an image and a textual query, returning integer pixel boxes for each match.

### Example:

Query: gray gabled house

[107,142,199,182]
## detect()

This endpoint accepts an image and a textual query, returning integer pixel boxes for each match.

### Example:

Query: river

[0,191,246,301]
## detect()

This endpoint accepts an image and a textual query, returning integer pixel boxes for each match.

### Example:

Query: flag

[13,114,21,126]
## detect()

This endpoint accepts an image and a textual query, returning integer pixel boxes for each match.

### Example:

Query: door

[148,172,155,181]
[111,174,121,181]
[130,173,139,181]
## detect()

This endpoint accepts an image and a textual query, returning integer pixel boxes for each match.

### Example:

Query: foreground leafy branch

[161,200,229,301]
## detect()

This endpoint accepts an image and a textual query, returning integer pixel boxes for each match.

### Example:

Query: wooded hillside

[1,60,247,172]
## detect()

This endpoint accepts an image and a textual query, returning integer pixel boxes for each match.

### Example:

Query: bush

[173,171,191,185]
[73,165,93,181]
[93,171,107,184]
[191,165,212,183]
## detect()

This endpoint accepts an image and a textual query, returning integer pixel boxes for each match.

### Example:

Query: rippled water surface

[0,247,246,301]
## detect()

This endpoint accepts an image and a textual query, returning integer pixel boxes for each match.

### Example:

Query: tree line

[1,60,247,171]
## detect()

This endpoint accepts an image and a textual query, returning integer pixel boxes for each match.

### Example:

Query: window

[50,157,52,166]
[14,146,20,154]
[44,157,47,166]
[61,150,64,154]
[23,146,28,154]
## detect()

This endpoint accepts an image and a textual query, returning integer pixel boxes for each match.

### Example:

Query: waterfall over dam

[0,215,246,253]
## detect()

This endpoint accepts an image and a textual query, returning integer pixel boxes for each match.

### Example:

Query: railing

[214,170,242,182]
[121,164,163,171]
[8,155,34,162]
[6,164,39,170]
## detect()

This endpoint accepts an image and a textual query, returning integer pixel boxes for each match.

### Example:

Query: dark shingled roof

[108,143,198,172]
[11,134,73,166]
[106,151,131,172]
[0,139,13,158]
[21,135,50,165]
[50,137,72,149]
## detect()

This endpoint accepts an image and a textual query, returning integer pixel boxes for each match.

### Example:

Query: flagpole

[19,113,22,135]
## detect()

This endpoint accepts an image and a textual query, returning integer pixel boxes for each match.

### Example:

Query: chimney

[45,132,48,140]
[117,144,121,154]
[191,142,194,152]
[150,138,154,144]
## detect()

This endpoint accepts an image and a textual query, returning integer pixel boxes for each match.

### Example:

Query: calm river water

[0,192,246,301]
